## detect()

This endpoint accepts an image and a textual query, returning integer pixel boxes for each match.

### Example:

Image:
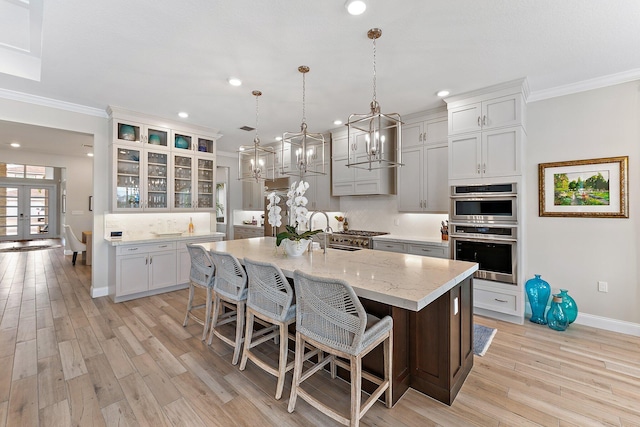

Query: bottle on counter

[343,217,349,231]
[188,217,194,233]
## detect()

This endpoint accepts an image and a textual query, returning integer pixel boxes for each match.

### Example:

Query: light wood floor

[1,248,639,426]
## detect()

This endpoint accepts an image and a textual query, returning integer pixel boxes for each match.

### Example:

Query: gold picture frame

[539,156,628,218]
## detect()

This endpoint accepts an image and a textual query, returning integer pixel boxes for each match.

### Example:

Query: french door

[0,184,56,241]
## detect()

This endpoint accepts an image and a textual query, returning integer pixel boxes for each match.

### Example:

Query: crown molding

[0,88,108,117]
[528,68,640,103]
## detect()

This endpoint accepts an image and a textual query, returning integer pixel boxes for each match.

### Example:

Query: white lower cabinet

[372,239,448,259]
[176,236,223,284]
[116,242,176,297]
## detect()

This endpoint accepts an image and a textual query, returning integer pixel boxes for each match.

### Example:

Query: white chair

[183,244,216,341]
[63,225,86,266]
[288,270,393,427]
[207,250,248,365]
[239,258,296,399]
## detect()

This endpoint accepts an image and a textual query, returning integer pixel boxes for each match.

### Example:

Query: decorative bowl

[148,134,161,145]
[175,136,189,149]
[120,125,136,141]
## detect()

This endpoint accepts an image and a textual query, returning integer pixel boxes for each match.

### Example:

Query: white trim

[0,88,108,117]
[574,313,640,337]
[528,68,640,103]
[91,286,109,298]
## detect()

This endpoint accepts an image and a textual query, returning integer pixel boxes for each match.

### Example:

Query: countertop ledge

[105,232,225,246]
[372,234,449,247]
[233,224,264,229]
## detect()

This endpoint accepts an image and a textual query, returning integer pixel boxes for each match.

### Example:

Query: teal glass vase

[546,294,568,331]
[525,274,550,325]
[559,289,578,324]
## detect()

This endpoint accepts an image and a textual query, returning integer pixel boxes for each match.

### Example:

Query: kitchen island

[198,237,478,405]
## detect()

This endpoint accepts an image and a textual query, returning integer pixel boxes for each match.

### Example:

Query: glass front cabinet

[109,108,218,212]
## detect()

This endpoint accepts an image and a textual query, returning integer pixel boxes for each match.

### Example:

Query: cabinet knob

[477,164,481,174]
[477,116,481,127]
[149,256,152,264]
[494,298,508,303]
[483,115,487,126]
[483,163,486,173]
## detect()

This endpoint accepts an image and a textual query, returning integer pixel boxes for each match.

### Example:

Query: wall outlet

[394,218,400,226]
[598,281,608,292]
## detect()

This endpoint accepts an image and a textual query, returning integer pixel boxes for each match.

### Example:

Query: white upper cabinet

[448,94,524,136]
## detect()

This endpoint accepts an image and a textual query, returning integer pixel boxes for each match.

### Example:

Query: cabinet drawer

[475,289,518,314]
[373,241,405,253]
[406,244,448,259]
[116,242,176,256]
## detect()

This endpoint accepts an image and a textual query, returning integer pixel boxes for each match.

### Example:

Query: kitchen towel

[473,324,497,357]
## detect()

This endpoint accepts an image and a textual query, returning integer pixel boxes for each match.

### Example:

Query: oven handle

[450,234,517,243]
[450,194,517,199]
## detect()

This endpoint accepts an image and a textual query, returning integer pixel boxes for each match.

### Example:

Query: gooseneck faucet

[308,211,334,254]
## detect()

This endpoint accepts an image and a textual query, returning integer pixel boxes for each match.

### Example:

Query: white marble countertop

[105,231,226,246]
[197,237,477,311]
[372,234,449,247]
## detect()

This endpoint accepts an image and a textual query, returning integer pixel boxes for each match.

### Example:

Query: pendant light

[347,28,403,171]
[281,66,326,178]
[238,90,276,182]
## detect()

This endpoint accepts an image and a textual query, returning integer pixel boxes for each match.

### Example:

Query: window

[1,163,53,179]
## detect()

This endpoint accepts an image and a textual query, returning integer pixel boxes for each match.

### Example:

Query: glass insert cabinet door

[196,158,214,209]
[115,147,141,210]
[0,184,55,241]
[173,155,193,209]
[145,151,168,209]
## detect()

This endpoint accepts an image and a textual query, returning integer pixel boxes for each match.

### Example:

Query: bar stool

[239,258,296,399]
[182,244,215,341]
[207,250,247,365]
[288,270,393,427]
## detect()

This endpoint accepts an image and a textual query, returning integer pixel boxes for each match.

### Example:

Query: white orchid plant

[268,180,322,247]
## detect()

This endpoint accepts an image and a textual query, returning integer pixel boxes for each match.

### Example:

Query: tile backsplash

[340,195,448,239]
[104,212,212,238]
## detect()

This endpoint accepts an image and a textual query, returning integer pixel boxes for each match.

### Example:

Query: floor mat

[473,324,497,356]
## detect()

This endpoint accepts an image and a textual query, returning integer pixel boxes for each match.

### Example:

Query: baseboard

[474,307,524,325]
[91,286,109,298]
[574,313,640,337]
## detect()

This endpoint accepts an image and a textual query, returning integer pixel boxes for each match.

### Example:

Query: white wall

[216,151,242,239]
[525,81,640,323]
[0,96,109,297]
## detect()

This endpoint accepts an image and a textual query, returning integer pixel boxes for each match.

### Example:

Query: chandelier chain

[302,71,306,125]
[372,35,377,103]
[255,92,260,141]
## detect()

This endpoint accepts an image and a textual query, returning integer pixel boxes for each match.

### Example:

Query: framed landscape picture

[539,156,628,218]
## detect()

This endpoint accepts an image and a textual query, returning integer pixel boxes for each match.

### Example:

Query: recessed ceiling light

[10,142,20,148]
[437,90,450,97]
[333,120,343,125]
[228,77,242,87]
[345,0,366,15]
[178,112,189,118]
[87,153,94,157]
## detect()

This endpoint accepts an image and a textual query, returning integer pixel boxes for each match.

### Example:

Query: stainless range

[329,230,389,251]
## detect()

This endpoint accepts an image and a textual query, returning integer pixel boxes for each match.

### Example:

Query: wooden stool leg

[350,355,362,427]
[287,332,305,413]
[231,301,245,365]
[208,295,221,346]
[384,333,393,408]
[275,321,288,400]
[201,287,213,341]
[183,283,194,327]
[239,310,255,371]
[72,252,78,265]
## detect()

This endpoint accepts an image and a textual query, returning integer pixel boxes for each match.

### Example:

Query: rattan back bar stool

[239,258,296,399]
[207,250,248,365]
[183,244,216,341]
[288,270,393,427]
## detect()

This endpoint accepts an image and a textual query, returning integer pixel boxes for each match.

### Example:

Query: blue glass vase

[525,274,550,325]
[546,294,568,331]
[559,289,578,324]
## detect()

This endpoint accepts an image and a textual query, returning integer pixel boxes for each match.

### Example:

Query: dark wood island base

[351,276,474,405]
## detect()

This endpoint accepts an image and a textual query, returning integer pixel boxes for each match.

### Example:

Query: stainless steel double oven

[450,183,518,285]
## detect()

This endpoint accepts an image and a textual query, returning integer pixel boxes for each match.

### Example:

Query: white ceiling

[1,0,640,154]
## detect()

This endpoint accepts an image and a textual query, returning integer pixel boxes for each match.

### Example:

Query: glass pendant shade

[238,90,276,182]
[281,66,326,178]
[347,28,403,171]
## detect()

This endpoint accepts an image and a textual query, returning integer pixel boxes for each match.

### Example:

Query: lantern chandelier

[281,65,326,178]
[347,28,403,170]
[238,90,276,182]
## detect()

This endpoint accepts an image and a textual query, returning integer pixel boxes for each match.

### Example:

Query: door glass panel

[174,155,192,208]
[29,187,49,235]
[116,148,141,209]
[197,158,214,208]
[146,151,168,209]
[0,187,19,237]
